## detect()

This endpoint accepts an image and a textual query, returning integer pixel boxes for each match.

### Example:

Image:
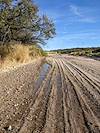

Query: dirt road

[0,55,100,133]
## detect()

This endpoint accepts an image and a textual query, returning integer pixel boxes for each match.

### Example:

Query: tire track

[41,61,65,133]
[59,58,100,132]
[64,59,100,92]
[57,59,89,133]
[62,60,100,120]
[18,65,55,133]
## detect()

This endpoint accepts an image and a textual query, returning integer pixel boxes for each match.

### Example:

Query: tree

[0,0,56,45]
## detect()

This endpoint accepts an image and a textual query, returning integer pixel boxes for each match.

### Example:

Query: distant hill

[49,47,100,57]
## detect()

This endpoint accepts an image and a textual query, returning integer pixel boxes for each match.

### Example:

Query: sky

[35,0,100,50]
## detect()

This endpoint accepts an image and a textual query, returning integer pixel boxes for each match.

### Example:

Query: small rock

[4,125,12,131]
[14,103,19,107]
[8,125,12,131]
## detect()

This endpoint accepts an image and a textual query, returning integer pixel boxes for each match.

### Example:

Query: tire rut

[41,61,65,133]
[59,59,100,132]
[18,66,55,133]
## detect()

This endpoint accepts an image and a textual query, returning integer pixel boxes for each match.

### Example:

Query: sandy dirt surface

[0,55,100,133]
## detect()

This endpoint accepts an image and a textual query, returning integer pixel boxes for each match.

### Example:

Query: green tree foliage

[0,0,56,45]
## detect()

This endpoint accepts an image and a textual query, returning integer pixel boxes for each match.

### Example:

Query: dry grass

[8,44,30,63]
[0,43,46,70]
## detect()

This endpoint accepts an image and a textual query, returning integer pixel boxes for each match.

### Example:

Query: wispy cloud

[70,5,82,17]
[42,4,97,24]
[69,4,96,23]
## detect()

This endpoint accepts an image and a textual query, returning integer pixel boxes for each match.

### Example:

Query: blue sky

[35,0,100,50]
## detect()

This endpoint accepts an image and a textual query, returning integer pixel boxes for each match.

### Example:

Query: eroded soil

[0,55,100,133]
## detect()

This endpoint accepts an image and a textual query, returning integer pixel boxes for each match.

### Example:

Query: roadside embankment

[0,44,47,70]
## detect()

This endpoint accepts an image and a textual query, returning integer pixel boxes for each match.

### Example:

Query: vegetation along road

[0,55,100,133]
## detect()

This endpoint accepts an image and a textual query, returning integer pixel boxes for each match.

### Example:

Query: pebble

[8,125,12,131]
[14,103,19,107]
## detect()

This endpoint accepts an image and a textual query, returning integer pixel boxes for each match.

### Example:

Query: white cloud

[70,5,82,17]
[69,4,96,23]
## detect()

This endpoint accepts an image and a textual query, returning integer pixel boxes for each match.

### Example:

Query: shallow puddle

[34,63,51,90]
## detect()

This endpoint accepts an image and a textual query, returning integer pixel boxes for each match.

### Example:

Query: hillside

[50,47,100,57]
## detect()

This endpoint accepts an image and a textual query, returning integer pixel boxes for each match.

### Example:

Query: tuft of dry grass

[8,44,30,63]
